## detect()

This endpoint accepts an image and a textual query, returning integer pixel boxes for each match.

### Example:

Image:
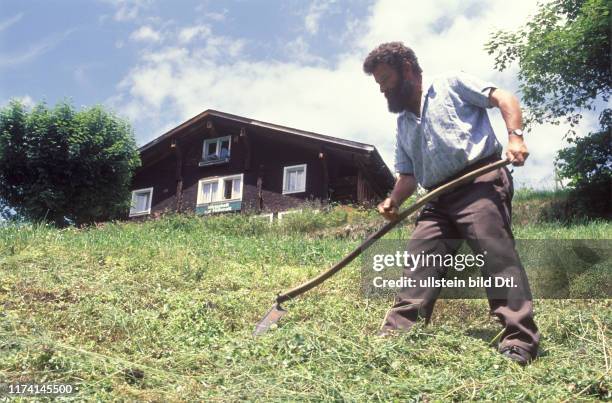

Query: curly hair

[363,42,422,76]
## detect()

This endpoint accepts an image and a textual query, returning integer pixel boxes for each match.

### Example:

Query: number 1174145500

[1,383,76,396]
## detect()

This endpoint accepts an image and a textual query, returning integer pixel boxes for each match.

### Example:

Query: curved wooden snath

[253,158,512,336]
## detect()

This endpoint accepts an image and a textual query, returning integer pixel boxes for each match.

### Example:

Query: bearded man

[363,42,539,366]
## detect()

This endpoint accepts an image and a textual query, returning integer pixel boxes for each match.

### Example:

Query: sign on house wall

[196,200,242,215]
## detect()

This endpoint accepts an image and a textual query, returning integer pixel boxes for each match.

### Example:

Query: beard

[385,78,415,113]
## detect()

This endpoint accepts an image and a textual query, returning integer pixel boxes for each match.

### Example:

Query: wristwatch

[508,128,524,137]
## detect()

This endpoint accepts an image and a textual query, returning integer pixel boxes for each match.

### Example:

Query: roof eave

[138,109,376,154]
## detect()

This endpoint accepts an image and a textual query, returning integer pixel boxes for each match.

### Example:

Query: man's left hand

[506,136,529,166]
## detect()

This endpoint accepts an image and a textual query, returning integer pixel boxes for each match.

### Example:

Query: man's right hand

[379,174,416,221]
[378,197,400,221]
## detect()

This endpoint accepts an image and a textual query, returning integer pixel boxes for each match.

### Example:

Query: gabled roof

[139,109,376,154]
[137,109,395,194]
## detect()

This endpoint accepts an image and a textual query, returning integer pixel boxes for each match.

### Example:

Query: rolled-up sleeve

[394,130,414,175]
[450,72,497,109]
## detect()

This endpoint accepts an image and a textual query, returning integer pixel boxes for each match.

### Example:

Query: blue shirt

[394,71,503,188]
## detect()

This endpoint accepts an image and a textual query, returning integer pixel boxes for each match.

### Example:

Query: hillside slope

[1,192,611,401]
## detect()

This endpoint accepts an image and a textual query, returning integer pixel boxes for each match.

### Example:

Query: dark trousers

[380,165,540,356]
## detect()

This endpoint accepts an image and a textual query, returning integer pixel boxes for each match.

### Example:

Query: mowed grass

[0,197,611,401]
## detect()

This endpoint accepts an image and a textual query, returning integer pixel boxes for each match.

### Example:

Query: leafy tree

[556,123,611,216]
[485,0,611,218]
[0,100,141,226]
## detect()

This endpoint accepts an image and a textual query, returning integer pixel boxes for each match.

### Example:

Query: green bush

[0,99,140,226]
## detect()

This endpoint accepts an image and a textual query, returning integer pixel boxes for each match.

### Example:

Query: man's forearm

[389,174,417,206]
[489,88,530,165]
[499,98,522,133]
[490,88,523,133]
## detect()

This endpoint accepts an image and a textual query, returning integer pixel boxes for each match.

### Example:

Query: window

[200,181,218,204]
[282,164,307,194]
[129,187,153,217]
[203,136,231,161]
[197,174,243,205]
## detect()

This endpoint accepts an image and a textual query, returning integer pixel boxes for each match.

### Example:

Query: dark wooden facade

[128,110,394,219]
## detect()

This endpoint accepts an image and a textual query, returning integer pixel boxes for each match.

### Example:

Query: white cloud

[194,3,228,21]
[360,0,540,79]
[304,0,334,35]
[178,25,211,44]
[0,29,74,68]
[97,0,151,22]
[110,0,595,189]
[18,95,35,108]
[205,10,228,22]
[73,64,101,88]
[116,0,148,21]
[109,42,395,161]
[119,60,176,108]
[115,6,138,21]
[0,13,23,32]
[284,36,327,65]
[1,95,35,109]
[196,36,246,59]
[130,25,162,42]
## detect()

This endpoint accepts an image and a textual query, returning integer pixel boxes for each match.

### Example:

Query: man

[363,42,540,365]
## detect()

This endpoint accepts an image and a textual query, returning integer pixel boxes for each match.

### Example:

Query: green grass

[513,188,570,202]
[1,195,611,401]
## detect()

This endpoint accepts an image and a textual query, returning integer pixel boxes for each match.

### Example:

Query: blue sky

[1,0,370,105]
[0,0,601,188]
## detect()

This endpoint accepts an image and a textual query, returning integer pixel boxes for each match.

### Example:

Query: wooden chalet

[128,110,394,220]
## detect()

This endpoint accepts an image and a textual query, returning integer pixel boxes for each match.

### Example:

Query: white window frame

[202,135,232,161]
[129,187,153,217]
[277,209,303,222]
[197,173,244,205]
[198,179,220,204]
[282,164,307,195]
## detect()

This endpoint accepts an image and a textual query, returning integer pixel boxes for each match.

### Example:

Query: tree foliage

[485,0,610,129]
[0,100,141,226]
[555,124,611,217]
[486,0,611,218]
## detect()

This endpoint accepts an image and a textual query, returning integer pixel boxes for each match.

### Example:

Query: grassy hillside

[1,191,611,401]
